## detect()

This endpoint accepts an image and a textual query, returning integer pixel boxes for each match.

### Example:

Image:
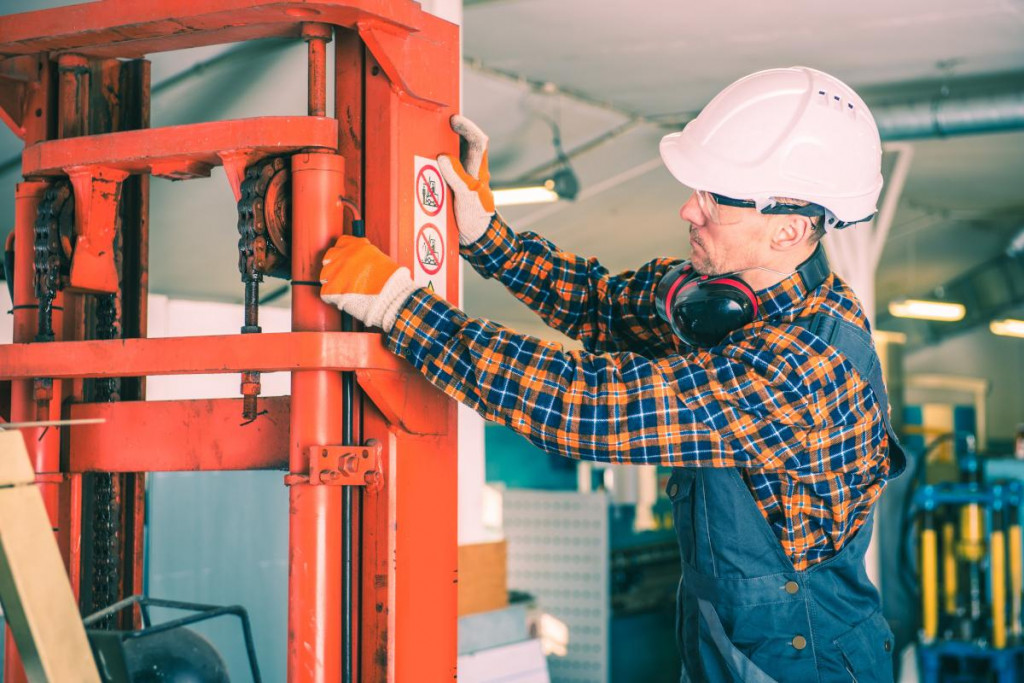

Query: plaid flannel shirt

[385,215,890,570]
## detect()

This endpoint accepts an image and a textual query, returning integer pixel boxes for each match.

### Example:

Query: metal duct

[879,248,1024,343]
[876,91,1024,140]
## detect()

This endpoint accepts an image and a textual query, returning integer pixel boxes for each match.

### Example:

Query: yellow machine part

[921,526,939,642]
[942,521,958,615]
[959,504,986,562]
[992,528,1007,648]
[1010,523,1023,640]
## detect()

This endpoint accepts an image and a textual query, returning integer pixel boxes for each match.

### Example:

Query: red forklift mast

[0,2,460,680]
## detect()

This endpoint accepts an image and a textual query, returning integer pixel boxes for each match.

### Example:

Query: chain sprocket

[237,156,291,281]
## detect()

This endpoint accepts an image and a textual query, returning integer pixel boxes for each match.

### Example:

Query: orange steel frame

[0,2,460,681]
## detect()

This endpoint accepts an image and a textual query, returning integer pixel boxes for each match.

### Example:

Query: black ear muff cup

[670,277,757,347]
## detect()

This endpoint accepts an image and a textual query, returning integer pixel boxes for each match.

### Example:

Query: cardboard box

[457,638,549,683]
[458,539,508,616]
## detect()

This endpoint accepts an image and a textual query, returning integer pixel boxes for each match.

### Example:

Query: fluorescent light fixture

[492,167,579,207]
[888,298,966,322]
[492,184,559,206]
[990,318,1024,338]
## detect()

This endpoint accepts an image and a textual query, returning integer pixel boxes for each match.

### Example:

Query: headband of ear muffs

[655,243,831,348]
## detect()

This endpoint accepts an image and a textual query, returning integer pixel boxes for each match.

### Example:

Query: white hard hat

[659,66,883,227]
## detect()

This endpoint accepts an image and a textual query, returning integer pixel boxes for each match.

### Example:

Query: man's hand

[437,115,496,246]
[319,236,419,332]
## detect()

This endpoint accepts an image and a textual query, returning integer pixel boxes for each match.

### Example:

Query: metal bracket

[65,165,129,294]
[307,439,382,487]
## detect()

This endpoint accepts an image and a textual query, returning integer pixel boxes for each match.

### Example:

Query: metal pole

[303,24,331,119]
[288,151,345,682]
[341,216,365,683]
[3,181,52,683]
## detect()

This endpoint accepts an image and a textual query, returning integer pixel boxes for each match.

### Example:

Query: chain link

[33,180,72,342]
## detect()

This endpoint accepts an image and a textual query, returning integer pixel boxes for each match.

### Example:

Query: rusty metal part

[94,294,122,401]
[238,155,291,280]
[33,179,73,342]
[236,155,292,420]
[308,441,382,487]
[263,165,291,259]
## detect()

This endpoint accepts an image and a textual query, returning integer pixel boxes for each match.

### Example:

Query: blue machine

[909,433,1024,682]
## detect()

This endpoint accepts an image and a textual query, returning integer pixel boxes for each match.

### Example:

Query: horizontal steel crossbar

[0,331,405,379]
[22,116,338,178]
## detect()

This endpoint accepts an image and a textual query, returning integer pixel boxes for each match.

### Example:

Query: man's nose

[680,193,704,225]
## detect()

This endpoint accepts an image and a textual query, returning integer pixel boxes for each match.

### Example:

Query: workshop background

[1,0,1023,681]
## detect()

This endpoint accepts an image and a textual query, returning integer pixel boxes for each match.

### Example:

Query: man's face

[678,191,773,275]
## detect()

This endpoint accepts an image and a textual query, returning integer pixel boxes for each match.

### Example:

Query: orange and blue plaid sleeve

[384,283,889,569]
[385,288,879,473]
[461,214,680,356]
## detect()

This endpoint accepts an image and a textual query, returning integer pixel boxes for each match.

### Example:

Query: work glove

[319,236,420,332]
[437,115,496,246]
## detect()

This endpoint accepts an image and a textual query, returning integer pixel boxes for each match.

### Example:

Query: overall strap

[794,314,907,476]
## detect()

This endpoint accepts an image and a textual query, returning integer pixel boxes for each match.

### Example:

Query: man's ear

[770,214,813,251]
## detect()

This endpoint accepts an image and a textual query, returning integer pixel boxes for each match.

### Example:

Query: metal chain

[89,472,120,629]
[33,180,71,342]
[90,290,122,627]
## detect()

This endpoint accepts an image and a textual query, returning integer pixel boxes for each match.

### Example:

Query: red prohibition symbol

[416,224,445,275]
[416,165,445,217]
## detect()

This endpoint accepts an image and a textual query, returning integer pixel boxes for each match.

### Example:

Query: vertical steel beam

[287,151,345,682]
[361,23,460,676]
[333,29,377,681]
[4,181,55,683]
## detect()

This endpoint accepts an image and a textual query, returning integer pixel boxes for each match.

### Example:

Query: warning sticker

[416,164,445,217]
[413,156,448,298]
[416,224,444,275]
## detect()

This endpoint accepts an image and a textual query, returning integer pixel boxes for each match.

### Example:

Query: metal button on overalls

[784,581,799,595]
[791,635,807,650]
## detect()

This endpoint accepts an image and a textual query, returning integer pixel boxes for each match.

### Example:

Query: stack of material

[457,540,550,683]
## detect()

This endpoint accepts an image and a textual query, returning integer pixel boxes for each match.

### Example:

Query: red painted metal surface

[22,116,339,179]
[0,0,453,106]
[0,1,461,679]
[66,166,128,293]
[68,397,291,472]
[0,331,405,379]
[306,442,382,486]
[288,151,346,681]
[0,1,418,54]
[0,55,49,143]
[361,33,460,680]
[4,186,38,683]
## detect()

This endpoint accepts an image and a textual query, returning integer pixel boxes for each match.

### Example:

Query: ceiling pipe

[874,90,1024,140]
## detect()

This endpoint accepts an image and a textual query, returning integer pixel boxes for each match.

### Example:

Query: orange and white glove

[319,236,419,332]
[437,115,496,246]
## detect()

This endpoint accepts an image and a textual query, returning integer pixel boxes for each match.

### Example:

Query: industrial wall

[906,329,1024,448]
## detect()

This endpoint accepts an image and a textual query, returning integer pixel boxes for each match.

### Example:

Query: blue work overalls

[668,315,907,682]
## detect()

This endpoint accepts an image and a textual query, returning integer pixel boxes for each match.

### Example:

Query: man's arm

[437,115,678,356]
[463,213,680,356]
[386,288,879,476]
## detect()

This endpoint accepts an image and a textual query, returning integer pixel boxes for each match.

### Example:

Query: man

[319,66,905,682]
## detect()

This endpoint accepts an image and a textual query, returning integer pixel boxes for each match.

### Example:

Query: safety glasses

[694,190,828,225]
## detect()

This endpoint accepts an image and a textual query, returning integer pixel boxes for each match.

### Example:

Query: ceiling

[1,0,1023,346]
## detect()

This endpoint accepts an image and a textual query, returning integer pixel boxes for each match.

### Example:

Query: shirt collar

[753,243,830,319]
[755,269,815,320]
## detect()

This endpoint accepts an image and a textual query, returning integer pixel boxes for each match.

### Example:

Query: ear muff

[656,265,757,347]
[655,243,831,348]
